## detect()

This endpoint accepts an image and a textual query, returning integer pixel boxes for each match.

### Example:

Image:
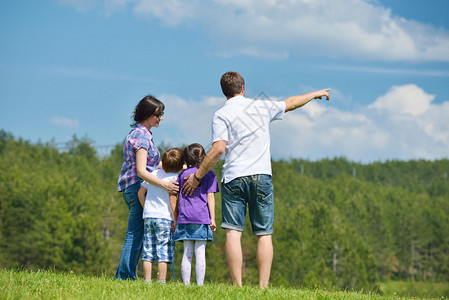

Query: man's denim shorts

[221,174,274,235]
[142,218,174,262]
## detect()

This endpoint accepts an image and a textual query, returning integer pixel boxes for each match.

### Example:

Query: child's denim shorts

[142,218,174,262]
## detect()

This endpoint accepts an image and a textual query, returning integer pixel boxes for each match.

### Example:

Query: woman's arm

[136,148,179,194]
[207,192,216,231]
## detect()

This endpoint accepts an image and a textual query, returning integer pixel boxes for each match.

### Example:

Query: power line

[49,141,117,156]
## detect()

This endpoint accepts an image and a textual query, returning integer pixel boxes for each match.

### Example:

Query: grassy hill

[1,132,448,298]
[0,268,445,299]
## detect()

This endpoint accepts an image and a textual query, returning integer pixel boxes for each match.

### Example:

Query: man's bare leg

[225,229,243,286]
[257,234,273,289]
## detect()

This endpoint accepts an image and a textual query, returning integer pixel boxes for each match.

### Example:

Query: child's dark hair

[131,95,165,127]
[161,148,184,173]
[183,143,205,168]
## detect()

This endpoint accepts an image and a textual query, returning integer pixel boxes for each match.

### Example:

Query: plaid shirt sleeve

[117,124,161,192]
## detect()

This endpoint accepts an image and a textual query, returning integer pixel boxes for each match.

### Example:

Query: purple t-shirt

[177,167,219,224]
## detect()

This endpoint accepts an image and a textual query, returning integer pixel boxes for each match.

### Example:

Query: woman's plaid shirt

[117,123,161,192]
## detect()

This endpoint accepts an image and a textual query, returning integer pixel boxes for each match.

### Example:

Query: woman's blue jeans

[115,182,144,280]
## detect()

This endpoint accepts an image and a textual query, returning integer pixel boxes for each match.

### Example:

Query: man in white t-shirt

[183,71,330,288]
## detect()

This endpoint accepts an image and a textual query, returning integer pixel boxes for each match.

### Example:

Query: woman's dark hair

[220,71,245,98]
[183,143,205,168]
[131,95,165,127]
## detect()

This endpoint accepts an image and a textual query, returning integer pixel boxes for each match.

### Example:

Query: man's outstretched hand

[314,88,331,100]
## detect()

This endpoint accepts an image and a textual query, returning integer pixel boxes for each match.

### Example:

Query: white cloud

[271,84,448,162]
[156,94,224,148]
[369,84,434,116]
[128,0,449,62]
[158,84,448,162]
[60,0,449,61]
[302,101,327,118]
[50,117,79,128]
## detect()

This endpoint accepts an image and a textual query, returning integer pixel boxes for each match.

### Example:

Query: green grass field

[0,268,447,299]
[379,280,449,299]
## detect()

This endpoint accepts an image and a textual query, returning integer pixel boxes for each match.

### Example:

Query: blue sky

[1,0,448,162]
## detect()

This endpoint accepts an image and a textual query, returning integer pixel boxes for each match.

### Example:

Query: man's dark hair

[220,71,245,98]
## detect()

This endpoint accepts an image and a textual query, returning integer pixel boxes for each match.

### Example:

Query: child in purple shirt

[170,143,219,286]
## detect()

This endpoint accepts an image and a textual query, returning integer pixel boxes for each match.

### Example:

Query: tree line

[0,130,448,291]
